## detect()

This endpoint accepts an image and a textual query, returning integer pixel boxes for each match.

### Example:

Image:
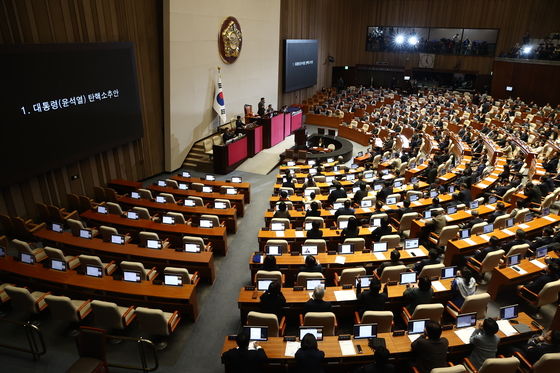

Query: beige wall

[165,0,281,171]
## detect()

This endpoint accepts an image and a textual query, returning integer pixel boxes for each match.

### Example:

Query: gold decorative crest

[219,17,242,64]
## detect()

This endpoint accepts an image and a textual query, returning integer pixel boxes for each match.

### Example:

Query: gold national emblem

[219,17,242,64]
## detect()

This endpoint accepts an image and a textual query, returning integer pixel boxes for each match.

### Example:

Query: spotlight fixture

[394,34,405,45]
[408,36,419,46]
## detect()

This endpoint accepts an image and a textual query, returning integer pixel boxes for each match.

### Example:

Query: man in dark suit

[413,249,440,274]
[222,332,268,373]
[458,183,472,203]
[486,201,507,223]
[376,181,393,204]
[530,227,555,250]
[357,278,388,315]
[501,229,531,254]
[304,286,332,313]
[327,182,347,205]
[523,263,560,294]
[257,97,266,116]
[353,183,368,205]
[462,210,484,230]
[334,200,355,219]
[411,321,449,373]
[524,330,560,363]
[425,162,438,185]
[524,182,542,204]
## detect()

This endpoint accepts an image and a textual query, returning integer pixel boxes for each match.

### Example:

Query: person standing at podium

[257,97,266,116]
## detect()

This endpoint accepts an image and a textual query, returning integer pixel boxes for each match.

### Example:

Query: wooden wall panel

[280,0,560,106]
[0,0,164,218]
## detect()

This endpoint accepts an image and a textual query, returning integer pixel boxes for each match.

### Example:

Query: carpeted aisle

[236,135,295,175]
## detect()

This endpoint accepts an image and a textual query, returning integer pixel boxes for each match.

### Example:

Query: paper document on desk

[431,281,447,292]
[445,216,452,222]
[275,231,285,237]
[295,231,304,238]
[518,224,530,229]
[511,266,527,275]
[249,342,259,350]
[368,227,376,232]
[486,205,495,210]
[374,252,386,260]
[329,210,337,215]
[502,229,514,236]
[497,320,518,336]
[362,208,371,213]
[408,334,422,343]
[339,340,356,356]
[406,249,424,257]
[544,216,557,222]
[479,234,490,242]
[530,259,547,269]
[463,238,477,245]
[334,290,357,302]
[454,327,475,344]
[284,341,301,357]
[487,177,497,182]
[335,256,346,264]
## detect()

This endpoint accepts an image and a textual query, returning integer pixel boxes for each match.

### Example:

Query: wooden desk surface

[444,214,560,266]
[117,196,237,234]
[80,210,228,256]
[0,255,199,320]
[221,312,538,359]
[34,227,215,283]
[170,175,251,203]
[487,252,559,299]
[381,192,454,211]
[148,185,245,217]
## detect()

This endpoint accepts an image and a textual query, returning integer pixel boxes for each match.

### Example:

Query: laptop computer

[162,216,175,225]
[410,194,420,202]
[500,304,518,320]
[507,254,521,267]
[79,229,93,239]
[363,171,374,179]
[488,196,497,204]
[214,201,227,209]
[226,188,237,195]
[244,326,268,341]
[199,219,214,228]
[408,319,428,335]
[157,180,167,187]
[184,243,201,253]
[85,265,103,278]
[155,196,166,203]
[271,223,285,231]
[301,245,318,255]
[51,222,63,233]
[306,278,326,290]
[356,275,373,288]
[205,174,216,181]
[130,191,141,199]
[469,200,479,209]
[386,196,397,205]
[423,210,432,219]
[146,239,162,249]
[400,272,417,285]
[404,238,419,249]
[184,199,196,207]
[361,199,373,208]
[338,243,354,254]
[373,184,383,191]
[441,266,457,279]
[181,171,191,177]
[430,190,439,198]
[536,246,548,258]
[111,234,126,245]
[394,180,403,188]
[231,176,242,183]
[202,186,213,193]
[265,245,282,256]
[482,223,494,234]
[460,229,470,239]
[373,242,388,252]
[127,211,140,219]
[371,218,382,227]
[338,220,349,229]
[97,205,108,214]
[163,273,183,286]
[347,174,355,181]
[299,326,323,341]
[257,279,275,291]
[506,218,514,228]
[447,206,457,214]
[50,259,66,271]
[123,270,141,283]
[354,323,378,339]
[456,312,477,328]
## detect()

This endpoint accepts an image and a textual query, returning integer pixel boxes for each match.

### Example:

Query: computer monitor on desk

[460,229,470,239]
[409,194,419,202]
[441,266,457,279]
[244,326,268,341]
[373,242,388,252]
[164,273,182,286]
[469,200,479,209]
[265,245,281,256]
[111,234,126,245]
[146,239,162,250]
[456,312,477,328]
[404,238,419,249]
[79,229,93,239]
[162,216,175,225]
[482,224,494,234]
[184,243,201,253]
[338,243,354,254]
[354,323,378,339]
[536,246,548,259]
[500,304,518,320]
[306,278,325,290]
[400,272,417,285]
[257,279,274,291]
[97,205,108,214]
[271,223,285,231]
[51,222,63,233]
[507,254,521,267]
[123,270,141,283]
[299,327,323,341]
[199,219,214,228]
[361,199,373,208]
[408,319,428,335]
[301,245,318,255]
[214,201,227,209]
[205,174,216,181]
[127,211,139,220]
[356,275,373,288]
[130,191,141,199]
[184,199,196,207]
[231,176,242,183]
[85,265,103,278]
[338,220,349,229]
[506,218,514,228]
[155,196,166,203]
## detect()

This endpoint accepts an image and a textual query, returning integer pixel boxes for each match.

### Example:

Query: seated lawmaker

[468,318,500,370]
[305,201,321,218]
[354,346,395,373]
[334,199,355,219]
[376,249,404,276]
[304,285,331,314]
[371,217,392,242]
[403,276,434,313]
[524,329,560,363]
[413,249,440,274]
[300,255,322,273]
[523,262,560,294]
[353,183,368,206]
[306,221,323,239]
[340,217,360,239]
[472,236,502,263]
[222,332,268,373]
[357,277,388,315]
[450,268,477,307]
[411,321,449,373]
[273,202,290,219]
[327,182,347,205]
[259,280,286,319]
[295,333,325,373]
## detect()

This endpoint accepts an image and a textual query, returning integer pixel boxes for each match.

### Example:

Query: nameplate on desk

[530,259,547,269]
[431,281,447,292]
[463,238,477,245]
